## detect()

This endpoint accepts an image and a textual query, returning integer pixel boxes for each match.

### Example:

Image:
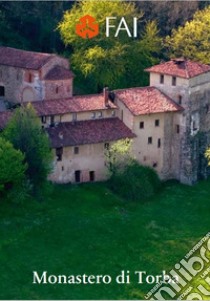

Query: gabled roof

[0,46,55,70]
[44,65,74,81]
[145,58,210,79]
[47,118,136,148]
[31,94,117,116]
[114,86,183,116]
[0,111,12,130]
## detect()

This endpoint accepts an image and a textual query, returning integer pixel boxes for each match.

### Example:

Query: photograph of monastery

[0,1,210,300]
[1,47,210,185]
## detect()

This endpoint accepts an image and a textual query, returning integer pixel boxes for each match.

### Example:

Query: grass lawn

[0,180,209,299]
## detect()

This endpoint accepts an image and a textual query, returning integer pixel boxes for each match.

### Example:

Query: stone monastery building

[0,46,210,185]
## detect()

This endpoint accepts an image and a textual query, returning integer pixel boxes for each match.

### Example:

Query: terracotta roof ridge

[0,46,55,57]
[155,88,184,111]
[113,86,152,93]
[73,93,103,99]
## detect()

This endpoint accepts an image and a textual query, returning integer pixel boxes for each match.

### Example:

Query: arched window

[0,86,5,96]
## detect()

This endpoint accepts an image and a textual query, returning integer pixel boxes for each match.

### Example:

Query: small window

[178,95,182,105]
[143,156,147,161]
[155,119,160,127]
[89,171,95,182]
[72,113,77,121]
[91,112,96,119]
[41,116,46,124]
[160,74,164,84]
[139,121,144,129]
[153,162,158,168]
[75,170,81,183]
[62,166,64,171]
[29,73,33,83]
[172,76,176,86]
[176,125,180,134]
[157,138,161,148]
[193,121,197,131]
[0,70,2,79]
[0,86,5,96]
[56,86,59,94]
[74,146,79,154]
[98,111,103,118]
[148,137,152,144]
[104,143,110,150]
[56,147,63,161]
[50,116,55,127]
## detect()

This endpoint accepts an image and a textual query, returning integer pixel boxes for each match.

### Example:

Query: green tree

[3,105,52,196]
[105,138,133,175]
[205,147,210,166]
[58,0,162,93]
[165,6,210,63]
[0,137,26,197]
[105,139,161,202]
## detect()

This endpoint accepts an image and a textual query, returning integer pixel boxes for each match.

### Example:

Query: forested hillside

[0,1,207,52]
[0,1,209,93]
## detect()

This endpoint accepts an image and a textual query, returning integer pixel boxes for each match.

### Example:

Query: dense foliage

[0,2,73,52]
[0,1,209,93]
[166,6,210,63]
[108,160,161,202]
[0,137,27,199]
[105,139,161,201]
[58,0,162,93]
[3,105,52,196]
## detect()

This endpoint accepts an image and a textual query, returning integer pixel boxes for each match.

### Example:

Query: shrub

[3,104,53,197]
[108,160,161,202]
[0,137,27,200]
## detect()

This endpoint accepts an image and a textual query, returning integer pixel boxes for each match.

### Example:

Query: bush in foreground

[3,104,53,198]
[0,137,27,201]
[108,160,161,202]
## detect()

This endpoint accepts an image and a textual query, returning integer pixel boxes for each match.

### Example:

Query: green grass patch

[0,180,209,299]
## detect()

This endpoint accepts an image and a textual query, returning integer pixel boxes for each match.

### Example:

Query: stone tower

[146,58,210,184]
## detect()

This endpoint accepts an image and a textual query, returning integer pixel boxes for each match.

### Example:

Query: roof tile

[145,59,210,79]
[115,86,183,116]
[31,94,117,116]
[47,118,135,148]
[0,46,54,70]
[44,65,74,80]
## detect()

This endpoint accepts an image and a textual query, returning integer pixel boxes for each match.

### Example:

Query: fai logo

[76,15,99,39]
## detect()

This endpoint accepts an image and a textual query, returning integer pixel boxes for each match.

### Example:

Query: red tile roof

[0,111,12,130]
[44,65,74,80]
[0,47,55,70]
[31,94,117,116]
[115,86,183,116]
[145,58,210,79]
[47,118,135,148]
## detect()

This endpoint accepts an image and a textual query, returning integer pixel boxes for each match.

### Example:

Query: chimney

[59,131,63,140]
[172,57,186,65]
[103,87,109,107]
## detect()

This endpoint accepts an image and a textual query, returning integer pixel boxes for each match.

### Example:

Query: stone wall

[0,65,24,103]
[132,113,165,177]
[43,79,73,100]
[49,142,109,183]
[0,54,72,104]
